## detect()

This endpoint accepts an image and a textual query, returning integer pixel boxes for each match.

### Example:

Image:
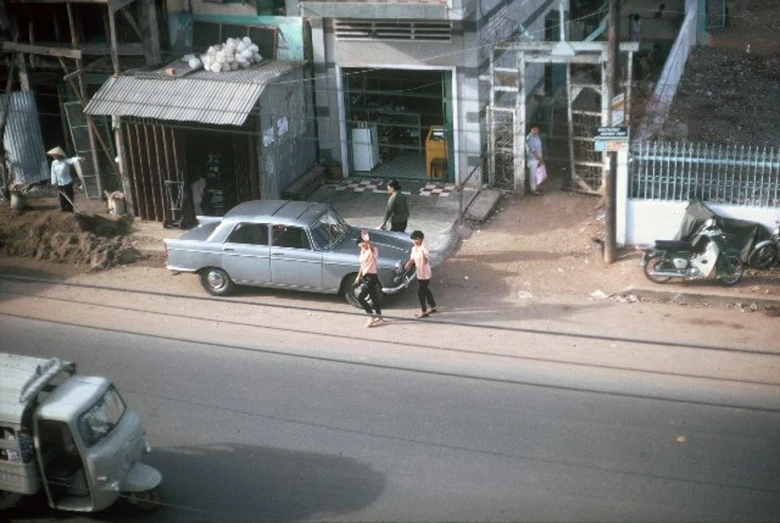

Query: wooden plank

[80,42,144,55]
[135,123,152,220]
[126,123,143,219]
[1,41,81,59]
[140,0,160,65]
[152,124,168,223]
[107,0,136,12]
[143,123,161,221]
[26,6,37,68]
[107,8,119,74]
[114,122,135,216]
[7,0,108,4]
[248,133,259,200]
[119,7,143,40]
[52,9,61,41]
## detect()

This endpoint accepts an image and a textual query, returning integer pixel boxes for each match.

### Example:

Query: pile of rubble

[0,202,146,272]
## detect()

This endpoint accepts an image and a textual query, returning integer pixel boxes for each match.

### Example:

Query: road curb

[620,286,780,309]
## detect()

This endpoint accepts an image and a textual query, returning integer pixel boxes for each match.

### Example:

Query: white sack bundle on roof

[182,36,263,74]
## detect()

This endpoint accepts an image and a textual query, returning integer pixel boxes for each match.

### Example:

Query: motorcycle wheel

[719,255,744,286]
[643,256,673,284]
[748,243,778,269]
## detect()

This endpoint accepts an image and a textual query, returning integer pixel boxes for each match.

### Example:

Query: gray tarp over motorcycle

[674,200,771,263]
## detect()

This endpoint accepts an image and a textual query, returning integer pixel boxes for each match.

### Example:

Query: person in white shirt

[47,146,84,212]
[525,125,545,195]
[404,230,437,318]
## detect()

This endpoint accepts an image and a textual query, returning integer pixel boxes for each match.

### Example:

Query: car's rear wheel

[200,267,235,296]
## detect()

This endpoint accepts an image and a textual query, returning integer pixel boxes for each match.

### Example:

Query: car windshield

[309,209,350,249]
[77,386,126,446]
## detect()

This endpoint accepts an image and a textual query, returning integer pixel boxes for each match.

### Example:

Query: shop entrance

[180,128,258,217]
[343,68,452,182]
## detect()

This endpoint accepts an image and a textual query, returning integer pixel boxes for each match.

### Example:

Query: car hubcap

[207,272,225,290]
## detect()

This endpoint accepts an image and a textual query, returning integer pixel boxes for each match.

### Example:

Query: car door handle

[224,248,234,252]
[272,253,284,257]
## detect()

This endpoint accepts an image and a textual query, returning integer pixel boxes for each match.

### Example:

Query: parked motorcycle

[642,218,744,286]
[747,220,780,269]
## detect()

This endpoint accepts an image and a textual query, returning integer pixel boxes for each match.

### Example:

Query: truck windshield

[309,209,350,249]
[77,386,126,446]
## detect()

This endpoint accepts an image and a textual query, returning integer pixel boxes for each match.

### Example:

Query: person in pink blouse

[405,230,438,318]
[355,230,384,327]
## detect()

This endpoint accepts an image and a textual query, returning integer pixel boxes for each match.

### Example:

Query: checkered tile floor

[418,182,457,197]
[330,178,456,197]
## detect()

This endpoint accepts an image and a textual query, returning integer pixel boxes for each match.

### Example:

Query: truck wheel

[199,267,235,296]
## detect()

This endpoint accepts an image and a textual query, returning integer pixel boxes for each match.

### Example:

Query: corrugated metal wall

[1,91,49,185]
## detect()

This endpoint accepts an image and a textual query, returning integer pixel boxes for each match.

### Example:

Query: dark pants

[417,279,436,312]
[57,183,75,212]
[390,220,407,232]
[357,273,382,315]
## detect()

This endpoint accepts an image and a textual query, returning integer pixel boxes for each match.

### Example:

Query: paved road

[2,280,779,522]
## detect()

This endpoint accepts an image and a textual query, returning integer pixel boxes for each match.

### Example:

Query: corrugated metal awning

[85,60,302,126]
[0,90,49,185]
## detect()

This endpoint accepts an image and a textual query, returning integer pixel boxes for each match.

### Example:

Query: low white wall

[625,200,779,246]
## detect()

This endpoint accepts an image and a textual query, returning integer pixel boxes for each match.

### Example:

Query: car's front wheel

[342,273,382,309]
[199,267,235,296]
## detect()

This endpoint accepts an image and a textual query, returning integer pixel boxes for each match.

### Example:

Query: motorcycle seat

[655,240,694,251]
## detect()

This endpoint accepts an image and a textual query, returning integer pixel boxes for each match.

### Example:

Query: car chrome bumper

[382,272,417,295]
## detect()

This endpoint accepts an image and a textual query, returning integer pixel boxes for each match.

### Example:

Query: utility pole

[604,0,620,264]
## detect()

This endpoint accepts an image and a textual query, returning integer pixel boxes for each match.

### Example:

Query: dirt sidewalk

[440,179,780,313]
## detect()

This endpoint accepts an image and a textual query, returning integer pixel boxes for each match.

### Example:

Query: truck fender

[122,462,162,493]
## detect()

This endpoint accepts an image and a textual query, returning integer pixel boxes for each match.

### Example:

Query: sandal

[429,307,438,314]
[415,312,430,318]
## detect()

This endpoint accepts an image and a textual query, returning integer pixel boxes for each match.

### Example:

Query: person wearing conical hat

[47,146,84,212]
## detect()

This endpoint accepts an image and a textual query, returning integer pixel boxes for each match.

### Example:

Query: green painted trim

[191,13,298,26]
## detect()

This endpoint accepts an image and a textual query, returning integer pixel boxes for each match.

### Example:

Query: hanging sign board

[594,126,629,152]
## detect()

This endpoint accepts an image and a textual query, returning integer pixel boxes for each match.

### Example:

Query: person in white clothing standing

[47,146,84,212]
[525,124,545,195]
[405,230,437,318]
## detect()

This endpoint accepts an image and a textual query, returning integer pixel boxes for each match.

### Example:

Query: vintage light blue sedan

[164,200,416,305]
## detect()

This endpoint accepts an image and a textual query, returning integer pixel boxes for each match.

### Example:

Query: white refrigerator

[351,125,380,172]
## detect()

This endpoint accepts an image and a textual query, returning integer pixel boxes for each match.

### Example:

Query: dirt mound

[0,202,146,272]
[663,0,780,146]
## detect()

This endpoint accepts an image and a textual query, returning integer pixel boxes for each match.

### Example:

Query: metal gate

[485,40,637,196]
[568,84,604,194]
[486,107,516,190]
[706,0,728,29]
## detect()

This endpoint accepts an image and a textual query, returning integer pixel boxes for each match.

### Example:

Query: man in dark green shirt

[379,179,410,232]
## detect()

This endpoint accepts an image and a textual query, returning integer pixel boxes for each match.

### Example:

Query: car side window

[227,223,269,246]
[272,225,310,250]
